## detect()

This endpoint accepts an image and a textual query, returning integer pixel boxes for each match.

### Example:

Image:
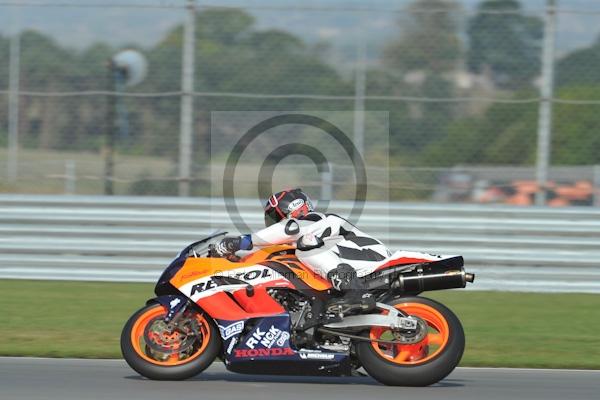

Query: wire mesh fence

[1,0,600,206]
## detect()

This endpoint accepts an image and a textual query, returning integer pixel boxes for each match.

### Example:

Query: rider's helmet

[264,188,315,227]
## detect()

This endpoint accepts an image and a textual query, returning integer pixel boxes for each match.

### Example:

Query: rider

[211,188,392,314]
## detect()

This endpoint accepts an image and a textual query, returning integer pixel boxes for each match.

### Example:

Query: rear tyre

[356,296,464,386]
[121,303,220,380]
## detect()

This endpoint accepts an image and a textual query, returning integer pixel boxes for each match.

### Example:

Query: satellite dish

[111,50,148,87]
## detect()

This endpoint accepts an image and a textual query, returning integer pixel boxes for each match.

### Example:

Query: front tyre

[356,296,465,386]
[121,303,220,380]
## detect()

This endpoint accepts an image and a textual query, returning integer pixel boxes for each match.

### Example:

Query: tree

[0,34,9,89]
[17,30,102,150]
[382,0,462,152]
[0,8,352,158]
[149,8,347,100]
[556,37,600,88]
[422,85,600,167]
[467,0,543,89]
[383,0,462,74]
[552,86,600,165]
[421,95,538,166]
[0,35,9,145]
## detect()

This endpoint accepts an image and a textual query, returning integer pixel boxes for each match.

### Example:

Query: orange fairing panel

[171,257,243,287]
[241,245,296,263]
[170,246,332,311]
[172,246,332,291]
[169,251,294,318]
[232,288,285,315]
[252,247,332,291]
[195,291,284,320]
[284,262,332,291]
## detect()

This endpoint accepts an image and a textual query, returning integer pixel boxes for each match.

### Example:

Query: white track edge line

[1,357,599,373]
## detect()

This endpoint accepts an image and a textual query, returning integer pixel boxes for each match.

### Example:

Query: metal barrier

[0,194,599,293]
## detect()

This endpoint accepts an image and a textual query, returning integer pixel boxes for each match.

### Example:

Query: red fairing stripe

[375,257,437,272]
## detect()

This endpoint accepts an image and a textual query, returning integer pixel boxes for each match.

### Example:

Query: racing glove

[210,235,253,257]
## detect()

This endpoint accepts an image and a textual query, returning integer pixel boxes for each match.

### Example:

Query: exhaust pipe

[392,263,475,293]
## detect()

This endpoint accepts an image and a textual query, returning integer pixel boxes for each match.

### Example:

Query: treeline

[1,0,600,166]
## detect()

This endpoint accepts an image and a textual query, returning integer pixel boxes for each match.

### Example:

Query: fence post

[353,22,366,161]
[535,0,557,206]
[593,165,600,207]
[65,160,76,195]
[321,162,333,201]
[178,0,196,197]
[103,66,117,195]
[7,21,21,182]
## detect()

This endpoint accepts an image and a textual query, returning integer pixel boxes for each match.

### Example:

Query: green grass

[2,280,599,369]
[0,147,172,195]
[1,280,153,358]
[428,290,600,369]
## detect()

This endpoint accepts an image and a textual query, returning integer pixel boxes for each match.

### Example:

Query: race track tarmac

[1,357,598,400]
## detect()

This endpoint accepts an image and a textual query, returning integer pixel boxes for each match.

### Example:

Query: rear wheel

[356,296,464,386]
[121,303,220,380]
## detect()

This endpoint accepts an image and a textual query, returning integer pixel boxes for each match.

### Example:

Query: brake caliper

[390,316,428,344]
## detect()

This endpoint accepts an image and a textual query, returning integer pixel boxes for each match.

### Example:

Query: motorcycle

[121,232,475,386]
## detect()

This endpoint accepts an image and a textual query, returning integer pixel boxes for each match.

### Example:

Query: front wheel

[121,303,220,380]
[356,296,465,386]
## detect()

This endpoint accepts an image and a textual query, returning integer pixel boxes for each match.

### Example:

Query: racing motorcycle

[121,232,475,386]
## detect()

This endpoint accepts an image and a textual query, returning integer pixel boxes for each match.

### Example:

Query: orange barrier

[476,180,595,206]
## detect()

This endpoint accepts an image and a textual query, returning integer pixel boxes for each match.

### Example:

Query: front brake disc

[143,317,198,355]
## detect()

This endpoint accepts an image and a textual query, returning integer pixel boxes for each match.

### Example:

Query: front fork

[149,295,190,325]
[149,295,209,340]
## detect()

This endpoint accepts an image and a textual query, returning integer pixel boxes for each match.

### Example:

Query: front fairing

[154,232,227,296]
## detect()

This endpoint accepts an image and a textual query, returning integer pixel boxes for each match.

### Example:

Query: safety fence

[1,194,599,293]
[3,1,600,204]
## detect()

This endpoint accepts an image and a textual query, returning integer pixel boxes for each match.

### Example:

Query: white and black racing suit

[211,212,389,310]
[248,212,391,288]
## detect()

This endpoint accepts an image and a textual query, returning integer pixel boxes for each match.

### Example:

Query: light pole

[7,11,21,182]
[535,0,557,206]
[178,0,197,197]
[104,50,147,195]
[353,23,366,162]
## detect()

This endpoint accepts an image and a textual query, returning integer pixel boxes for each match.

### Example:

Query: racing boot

[325,264,376,316]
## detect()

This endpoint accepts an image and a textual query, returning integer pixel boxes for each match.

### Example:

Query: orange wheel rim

[130,305,211,366]
[370,302,450,365]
